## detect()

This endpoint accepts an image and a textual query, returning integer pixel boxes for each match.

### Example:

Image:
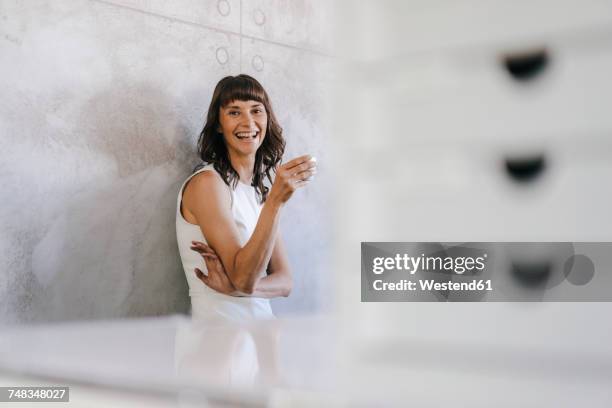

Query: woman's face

[218,99,267,157]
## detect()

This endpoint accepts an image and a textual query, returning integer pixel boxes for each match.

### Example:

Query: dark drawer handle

[511,260,551,288]
[504,154,546,182]
[502,48,549,81]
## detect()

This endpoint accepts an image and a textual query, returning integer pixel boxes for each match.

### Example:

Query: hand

[268,155,317,205]
[191,241,237,296]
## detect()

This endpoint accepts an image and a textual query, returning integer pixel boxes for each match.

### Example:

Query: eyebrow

[225,103,264,109]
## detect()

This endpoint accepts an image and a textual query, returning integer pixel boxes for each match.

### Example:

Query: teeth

[236,131,258,139]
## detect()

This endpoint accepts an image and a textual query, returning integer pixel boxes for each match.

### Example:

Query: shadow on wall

[21,84,201,323]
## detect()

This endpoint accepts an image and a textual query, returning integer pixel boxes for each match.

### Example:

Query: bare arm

[191,232,292,298]
[250,232,292,298]
[184,155,314,294]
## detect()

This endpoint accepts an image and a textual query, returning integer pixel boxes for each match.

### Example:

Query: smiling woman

[175,75,317,323]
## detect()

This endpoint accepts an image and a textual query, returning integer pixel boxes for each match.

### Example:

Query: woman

[175,74,316,322]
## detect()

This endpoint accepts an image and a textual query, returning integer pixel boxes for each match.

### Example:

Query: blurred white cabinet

[338,0,612,240]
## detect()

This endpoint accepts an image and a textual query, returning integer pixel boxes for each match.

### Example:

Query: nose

[240,112,257,129]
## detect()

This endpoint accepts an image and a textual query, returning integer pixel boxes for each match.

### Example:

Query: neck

[228,150,255,185]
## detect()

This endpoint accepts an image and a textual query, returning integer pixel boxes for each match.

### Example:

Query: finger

[191,247,209,257]
[282,154,313,171]
[190,244,217,256]
[292,168,316,181]
[191,241,211,250]
[194,268,208,284]
[190,244,216,255]
[193,242,218,256]
[200,253,219,261]
[288,161,317,177]
[190,242,205,251]
[292,179,311,189]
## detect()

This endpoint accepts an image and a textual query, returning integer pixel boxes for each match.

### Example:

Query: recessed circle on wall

[251,55,264,72]
[253,8,266,25]
[564,254,595,286]
[217,0,231,16]
[216,47,229,65]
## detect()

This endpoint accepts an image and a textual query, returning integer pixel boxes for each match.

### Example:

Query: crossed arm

[182,171,292,298]
[253,233,292,298]
[190,230,292,298]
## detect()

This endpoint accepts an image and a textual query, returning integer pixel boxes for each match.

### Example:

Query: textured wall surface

[0,0,333,324]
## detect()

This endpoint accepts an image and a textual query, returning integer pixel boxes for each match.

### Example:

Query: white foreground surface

[1,314,611,407]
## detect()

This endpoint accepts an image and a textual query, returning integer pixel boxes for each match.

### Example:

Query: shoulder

[189,167,223,185]
[183,168,231,207]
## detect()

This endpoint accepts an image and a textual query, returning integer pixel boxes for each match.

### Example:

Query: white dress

[175,164,275,323]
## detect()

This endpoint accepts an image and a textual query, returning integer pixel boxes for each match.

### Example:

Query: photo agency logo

[361,242,612,302]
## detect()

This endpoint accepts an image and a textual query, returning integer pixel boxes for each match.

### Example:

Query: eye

[228,111,240,116]
[253,108,264,114]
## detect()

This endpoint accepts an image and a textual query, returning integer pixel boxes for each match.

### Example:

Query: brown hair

[196,75,285,203]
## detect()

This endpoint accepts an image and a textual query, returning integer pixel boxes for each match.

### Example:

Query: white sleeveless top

[175,164,274,323]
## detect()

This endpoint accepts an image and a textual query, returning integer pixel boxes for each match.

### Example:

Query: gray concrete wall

[0,0,333,323]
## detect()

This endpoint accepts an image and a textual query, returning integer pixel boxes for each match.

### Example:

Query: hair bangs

[218,76,266,107]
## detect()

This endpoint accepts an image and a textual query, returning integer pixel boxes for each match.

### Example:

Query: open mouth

[235,131,259,140]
